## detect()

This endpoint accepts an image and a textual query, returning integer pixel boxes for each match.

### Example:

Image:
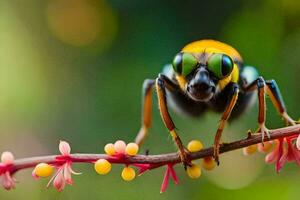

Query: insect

[134,39,296,166]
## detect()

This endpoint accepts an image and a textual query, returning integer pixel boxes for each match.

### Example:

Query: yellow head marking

[218,74,232,90]
[231,64,239,83]
[217,64,239,90]
[176,75,187,90]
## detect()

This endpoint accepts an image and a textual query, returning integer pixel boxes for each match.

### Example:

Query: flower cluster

[32,141,81,191]
[94,140,139,181]
[187,140,216,172]
[160,139,216,192]
[243,135,300,172]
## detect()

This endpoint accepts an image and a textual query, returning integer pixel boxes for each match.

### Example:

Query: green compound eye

[207,54,233,79]
[172,52,198,76]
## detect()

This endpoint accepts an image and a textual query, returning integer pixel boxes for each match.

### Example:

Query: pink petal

[2,172,15,190]
[59,141,71,156]
[277,148,288,173]
[265,142,280,164]
[275,139,284,173]
[53,170,65,192]
[68,164,81,175]
[0,163,6,174]
[63,164,73,185]
[286,140,295,162]
[47,167,62,188]
[290,144,300,166]
[31,169,39,180]
[160,166,170,193]
[297,135,300,150]
[132,164,150,176]
[168,165,179,185]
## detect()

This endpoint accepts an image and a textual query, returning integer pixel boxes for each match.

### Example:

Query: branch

[10,124,300,172]
[1,124,300,192]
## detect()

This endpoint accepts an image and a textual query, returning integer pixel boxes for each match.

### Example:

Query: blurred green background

[0,0,300,199]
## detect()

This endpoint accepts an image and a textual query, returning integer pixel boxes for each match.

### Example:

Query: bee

[134,39,296,166]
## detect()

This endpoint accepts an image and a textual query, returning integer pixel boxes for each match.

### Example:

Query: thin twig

[9,124,300,173]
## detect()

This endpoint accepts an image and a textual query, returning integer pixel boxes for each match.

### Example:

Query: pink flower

[265,136,300,172]
[0,151,16,190]
[160,164,179,193]
[0,171,16,190]
[47,141,80,191]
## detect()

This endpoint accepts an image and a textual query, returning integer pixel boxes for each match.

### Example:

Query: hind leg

[265,79,296,126]
[135,79,155,146]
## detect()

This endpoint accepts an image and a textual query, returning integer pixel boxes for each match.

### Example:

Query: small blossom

[265,136,300,172]
[45,141,80,192]
[0,151,16,190]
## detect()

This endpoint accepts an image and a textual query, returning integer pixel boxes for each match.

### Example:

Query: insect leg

[135,75,180,146]
[214,83,239,165]
[243,77,270,141]
[135,79,155,146]
[265,79,296,126]
[156,74,191,168]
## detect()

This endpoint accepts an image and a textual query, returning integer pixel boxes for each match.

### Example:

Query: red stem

[3,124,300,174]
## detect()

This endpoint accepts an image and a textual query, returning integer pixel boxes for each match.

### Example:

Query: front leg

[156,74,192,169]
[214,84,239,165]
[135,75,180,146]
[243,77,270,141]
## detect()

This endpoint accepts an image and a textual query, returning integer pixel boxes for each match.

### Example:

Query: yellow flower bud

[104,143,115,155]
[121,167,135,181]
[186,164,201,179]
[201,157,216,171]
[125,143,139,156]
[243,144,257,155]
[257,141,273,153]
[94,159,111,175]
[34,163,53,178]
[187,140,203,152]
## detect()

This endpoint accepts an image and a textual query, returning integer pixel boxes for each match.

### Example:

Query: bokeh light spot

[46,0,118,48]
